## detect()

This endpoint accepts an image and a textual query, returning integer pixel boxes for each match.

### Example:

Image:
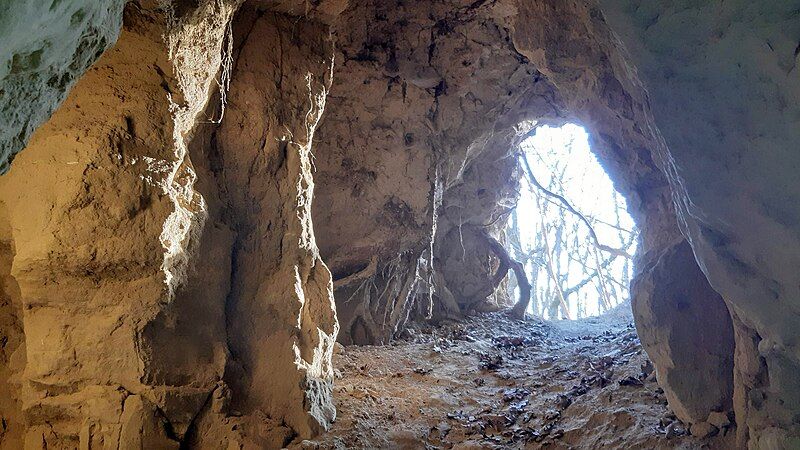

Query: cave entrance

[506,124,638,320]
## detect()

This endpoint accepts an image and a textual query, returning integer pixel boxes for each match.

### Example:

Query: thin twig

[519,152,632,259]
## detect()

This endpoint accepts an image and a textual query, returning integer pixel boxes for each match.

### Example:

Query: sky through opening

[507,124,638,319]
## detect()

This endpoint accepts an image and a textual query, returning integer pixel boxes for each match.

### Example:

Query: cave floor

[297,310,735,450]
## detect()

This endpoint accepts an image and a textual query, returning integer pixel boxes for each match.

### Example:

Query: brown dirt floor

[295,308,736,449]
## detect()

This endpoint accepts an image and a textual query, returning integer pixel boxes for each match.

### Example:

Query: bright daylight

[506,124,637,319]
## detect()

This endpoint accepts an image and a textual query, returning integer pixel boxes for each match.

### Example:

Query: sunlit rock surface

[0,1,340,447]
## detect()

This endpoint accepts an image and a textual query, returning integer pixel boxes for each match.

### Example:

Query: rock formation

[0,0,125,173]
[599,2,800,446]
[0,0,797,448]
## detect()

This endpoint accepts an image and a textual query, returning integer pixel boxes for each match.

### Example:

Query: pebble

[690,421,719,439]
[707,411,731,429]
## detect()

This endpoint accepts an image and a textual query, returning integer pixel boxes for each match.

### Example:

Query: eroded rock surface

[211,8,338,438]
[0,0,125,173]
[0,1,340,448]
[0,7,189,447]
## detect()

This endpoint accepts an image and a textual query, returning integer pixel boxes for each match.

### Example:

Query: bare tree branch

[563,253,618,297]
[479,229,532,319]
[519,151,632,259]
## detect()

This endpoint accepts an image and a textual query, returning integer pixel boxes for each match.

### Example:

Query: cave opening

[507,124,638,320]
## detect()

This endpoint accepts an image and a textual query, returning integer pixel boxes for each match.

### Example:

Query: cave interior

[0,0,798,449]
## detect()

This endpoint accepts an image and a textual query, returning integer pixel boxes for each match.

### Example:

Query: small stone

[707,411,731,429]
[618,376,644,387]
[333,342,345,354]
[555,394,572,409]
[640,360,654,377]
[544,410,560,421]
[300,440,319,450]
[690,421,719,439]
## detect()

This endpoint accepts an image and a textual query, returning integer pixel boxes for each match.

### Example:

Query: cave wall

[0,8,190,448]
[599,1,800,446]
[313,0,548,342]
[0,0,125,174]
[314,0,688,345]
[0,1,343,448]
[313,0,666,342]
[315,0,743,441]
[0,3,236,447]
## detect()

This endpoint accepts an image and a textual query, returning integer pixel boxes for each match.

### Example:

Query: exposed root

[479,229,532,319]
[336,250,435,343]
[333,256,379,290]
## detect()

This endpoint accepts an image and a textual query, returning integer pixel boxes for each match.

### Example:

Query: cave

[0,1,797,449]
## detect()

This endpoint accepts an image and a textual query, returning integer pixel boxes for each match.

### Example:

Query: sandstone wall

[210,8,338,438]
[600,1,800,446]
[0,1,341,448]
[0,6,198,447]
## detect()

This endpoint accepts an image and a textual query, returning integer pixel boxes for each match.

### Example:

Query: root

[433,269,463,320]
[336,252,427,343]
[479,229,531,319]
[333,256,379,290]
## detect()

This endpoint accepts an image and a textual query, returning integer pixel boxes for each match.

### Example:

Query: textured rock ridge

[210,8,338,438]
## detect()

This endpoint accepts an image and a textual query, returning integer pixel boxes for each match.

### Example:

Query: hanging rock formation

[0,0,797,448]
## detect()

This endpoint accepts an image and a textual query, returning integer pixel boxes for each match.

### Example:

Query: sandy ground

[295,308,736,449]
